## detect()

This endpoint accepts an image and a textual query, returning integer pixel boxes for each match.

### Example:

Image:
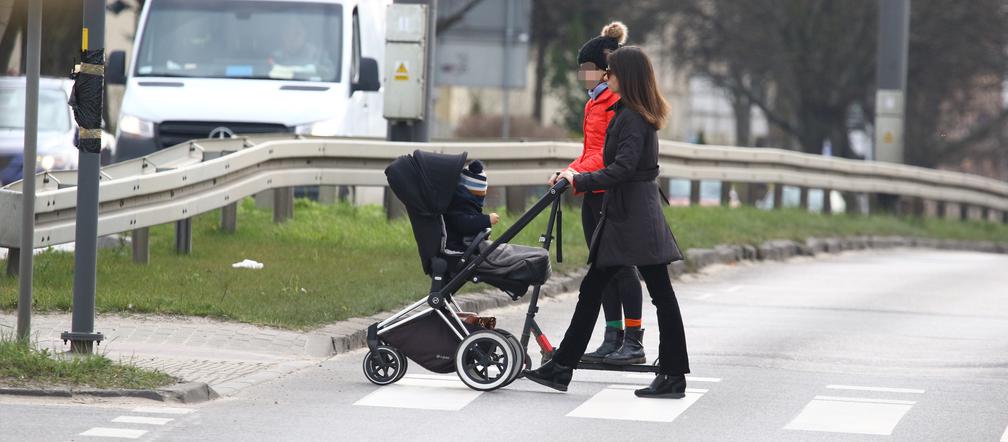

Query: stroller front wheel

[455,330,518,391]
[363,346,408,385]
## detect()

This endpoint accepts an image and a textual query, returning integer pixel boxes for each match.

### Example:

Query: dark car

[0,77,115,185]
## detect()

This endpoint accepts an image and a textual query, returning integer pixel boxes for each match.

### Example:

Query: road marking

[354,374,482,411]
[785,395,915,435]
[826,385,925,394]
[566,384,707,422]
[80,427,147,439]
[112,416,174,425]
[131,406,196,415]
[1001,424,1008,442]
[725,285,744,292]
[626,374,722,383]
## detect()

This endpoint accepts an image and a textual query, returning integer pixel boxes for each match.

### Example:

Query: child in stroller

[447,159,500,330]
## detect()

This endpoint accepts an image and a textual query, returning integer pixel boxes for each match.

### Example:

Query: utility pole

[874,0,910,164]
[16,0,42,342]
[62,0,106,353]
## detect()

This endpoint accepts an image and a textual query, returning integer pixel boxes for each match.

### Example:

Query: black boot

[580,327,624,363]
[634,374,686,399]
[523,360,573,392]
[603,327,645,365]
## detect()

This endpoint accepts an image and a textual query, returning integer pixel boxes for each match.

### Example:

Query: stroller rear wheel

[454,330,518,391]
[363,346,408,385]
[495,329,530,387]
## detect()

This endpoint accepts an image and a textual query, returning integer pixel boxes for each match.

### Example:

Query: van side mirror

[107,50,127,85]
[352,57,380,93]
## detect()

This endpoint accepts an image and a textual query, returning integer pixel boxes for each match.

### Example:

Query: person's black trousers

[551,263,690,375]
[581,193,643,321]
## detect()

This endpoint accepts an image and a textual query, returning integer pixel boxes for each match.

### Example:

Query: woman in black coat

[524,46,690,399]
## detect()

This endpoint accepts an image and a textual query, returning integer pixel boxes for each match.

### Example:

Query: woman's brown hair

[607,46,669,129]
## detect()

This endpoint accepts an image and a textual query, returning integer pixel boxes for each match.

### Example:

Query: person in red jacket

[549,21,645,365]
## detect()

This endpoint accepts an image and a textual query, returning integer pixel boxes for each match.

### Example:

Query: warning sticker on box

[394,62,409,81]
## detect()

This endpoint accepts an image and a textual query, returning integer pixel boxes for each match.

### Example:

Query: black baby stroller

[364,150,563,391]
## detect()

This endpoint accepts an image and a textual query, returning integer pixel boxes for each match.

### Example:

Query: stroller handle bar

[435,178,570,298]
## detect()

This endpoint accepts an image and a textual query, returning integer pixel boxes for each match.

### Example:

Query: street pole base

[61,331,104,354]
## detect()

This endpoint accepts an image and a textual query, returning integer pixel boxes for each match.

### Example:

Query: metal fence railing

[2,133,1006,268]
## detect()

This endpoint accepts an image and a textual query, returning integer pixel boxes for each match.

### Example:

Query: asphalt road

[4,249,1008,441]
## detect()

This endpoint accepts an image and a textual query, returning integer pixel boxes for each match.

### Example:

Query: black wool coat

[572,101,684,267]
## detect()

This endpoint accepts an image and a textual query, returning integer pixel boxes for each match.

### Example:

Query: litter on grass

[232,259,264,269]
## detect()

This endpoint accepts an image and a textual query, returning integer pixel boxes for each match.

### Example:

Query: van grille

[156,121,292,148]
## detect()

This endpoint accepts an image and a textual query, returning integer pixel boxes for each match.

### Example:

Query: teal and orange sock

[605,320,623,329]
[625,318,642,328]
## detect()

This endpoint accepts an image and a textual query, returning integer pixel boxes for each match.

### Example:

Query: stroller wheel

[454,330,518,391]
[494,329,529,387]
[363,346,408,386]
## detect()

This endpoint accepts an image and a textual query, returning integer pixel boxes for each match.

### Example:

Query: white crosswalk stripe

[112,416,174,425]
[785,395,916,435]
[354,374,483,411]
[131,406,196,415]
[1000,424,1008,442]
[826,384,925,394]
[625,373,722,383]
[566,384,708,422]
[80,427,148,439]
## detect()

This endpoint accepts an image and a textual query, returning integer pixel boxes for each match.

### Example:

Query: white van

[109,0,390,161]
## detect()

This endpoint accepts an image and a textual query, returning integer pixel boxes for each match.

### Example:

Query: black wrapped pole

[61,0,105,354]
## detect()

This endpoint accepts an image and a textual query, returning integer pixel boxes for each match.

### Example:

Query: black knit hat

[577,21,628,70]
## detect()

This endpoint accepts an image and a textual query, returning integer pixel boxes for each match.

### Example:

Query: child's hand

[490,213,500,225]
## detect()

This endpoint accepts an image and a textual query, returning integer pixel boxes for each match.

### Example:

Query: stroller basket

[381,311,483,373]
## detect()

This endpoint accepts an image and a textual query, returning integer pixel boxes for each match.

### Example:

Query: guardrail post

[772,183,783,210]
[384,187,407,219]
[720,182,732,207]
[132,228,149,264]
[981,206,991,221]
[486,186,506,211]
[221,203,237,233]
[799,187,809,210]
[1003,210,1008,224]
[5,248,19,277]
[935,201,947,219]
[175,219,192,254]
[689,180,701,206]
[506,186,532,214]
[318,185,338,205]
[822,189,833,214]
[911,198,925,218]
[274,187,294,223]
[959,203,969,221]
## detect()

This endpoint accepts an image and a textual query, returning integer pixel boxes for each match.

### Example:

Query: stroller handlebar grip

[551,178,571,194]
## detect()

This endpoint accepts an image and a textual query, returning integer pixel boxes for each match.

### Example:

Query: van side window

[351,8,361,88]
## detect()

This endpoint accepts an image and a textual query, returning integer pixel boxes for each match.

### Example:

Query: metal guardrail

[2,133,1007,252]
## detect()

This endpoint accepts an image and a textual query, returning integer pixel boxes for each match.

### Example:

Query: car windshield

[135,0,343,82]
[0,87,71,132]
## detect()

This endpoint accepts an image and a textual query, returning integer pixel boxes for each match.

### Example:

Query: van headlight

[119,114,155,138]
[295,117,343,137]
[37,149,78,171]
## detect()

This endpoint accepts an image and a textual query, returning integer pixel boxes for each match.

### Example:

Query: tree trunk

[731,91,752,146]
[532,38,548,124]
[0,0,24,74]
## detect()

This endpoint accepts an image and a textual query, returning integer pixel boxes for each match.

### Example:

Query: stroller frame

[367,177,659,390]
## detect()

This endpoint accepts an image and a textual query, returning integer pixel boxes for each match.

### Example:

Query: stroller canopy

[386,150,468,275]
[386,149,468,216]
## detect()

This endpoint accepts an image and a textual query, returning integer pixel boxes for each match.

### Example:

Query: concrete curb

[311,235,1008,359]
[0,381,218,403]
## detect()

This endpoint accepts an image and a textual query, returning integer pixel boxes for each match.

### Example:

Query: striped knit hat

[460,160,488,196]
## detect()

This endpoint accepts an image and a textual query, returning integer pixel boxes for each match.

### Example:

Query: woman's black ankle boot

[634,374,686,399]
[603,327,646,365]
[523,360,573,392]
[581,327,624,363]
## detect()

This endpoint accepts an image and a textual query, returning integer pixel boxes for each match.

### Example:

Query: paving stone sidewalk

[0,313,324,397]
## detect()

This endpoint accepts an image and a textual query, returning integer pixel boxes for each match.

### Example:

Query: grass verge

[1,197,1006,329]
[0,337,175,389]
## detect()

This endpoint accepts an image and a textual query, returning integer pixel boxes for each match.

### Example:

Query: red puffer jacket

[568,86,620,194]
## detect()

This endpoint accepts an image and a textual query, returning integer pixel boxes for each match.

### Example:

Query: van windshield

[135,0,343,82]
